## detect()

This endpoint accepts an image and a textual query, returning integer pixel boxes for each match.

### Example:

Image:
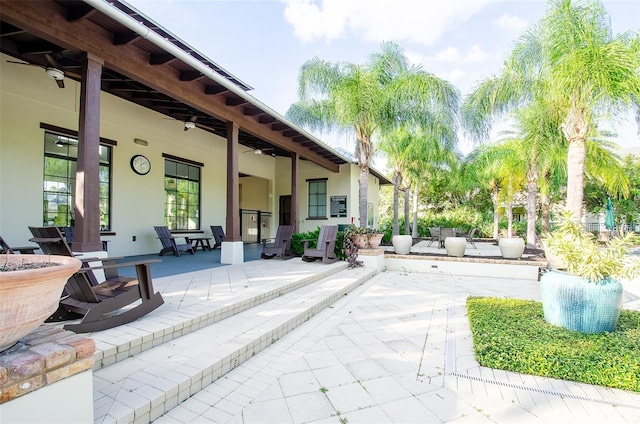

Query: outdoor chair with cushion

[0,235,38,254]
[261,225,294,260]
[210,225,225,249]
[301,225,339,264]
[466,228,478,249]
[153,226,194,256]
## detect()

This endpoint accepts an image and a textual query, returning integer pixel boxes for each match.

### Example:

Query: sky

[123,0,640,162]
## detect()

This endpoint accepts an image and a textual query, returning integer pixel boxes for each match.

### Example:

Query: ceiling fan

[242,147,276,156]
[6,52,77,89]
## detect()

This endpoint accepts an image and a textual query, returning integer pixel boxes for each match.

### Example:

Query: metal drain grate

[449,372,640,410]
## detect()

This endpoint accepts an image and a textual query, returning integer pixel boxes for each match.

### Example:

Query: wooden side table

[186,237,212,252]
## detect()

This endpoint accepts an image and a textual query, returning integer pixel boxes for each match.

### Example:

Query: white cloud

[494,13,529,32]
[282,0,502,45]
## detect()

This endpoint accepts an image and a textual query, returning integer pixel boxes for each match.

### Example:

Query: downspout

[82,0,347,163]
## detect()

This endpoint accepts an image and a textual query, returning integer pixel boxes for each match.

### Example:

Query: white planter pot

[499,237,525,259]
[444,237,466,257]
[392,235,412,255]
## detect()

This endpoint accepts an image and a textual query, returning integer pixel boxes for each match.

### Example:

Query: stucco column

[291,152,299,233]
[72,53,103,252]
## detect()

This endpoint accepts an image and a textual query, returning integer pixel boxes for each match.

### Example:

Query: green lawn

[466,297,640,392]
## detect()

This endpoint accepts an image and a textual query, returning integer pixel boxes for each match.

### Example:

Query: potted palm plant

[540,211,640,333]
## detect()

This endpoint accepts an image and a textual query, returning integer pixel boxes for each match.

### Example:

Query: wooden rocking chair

[0,235,38,254]
[29,226,164,333]
[48,259,164,333]
[301,225,339,264]
[153,226,194,256]
[261,225,294,260]
[210,225,225,249]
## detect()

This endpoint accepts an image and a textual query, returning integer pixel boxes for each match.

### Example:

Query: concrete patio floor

[131,248,640,423]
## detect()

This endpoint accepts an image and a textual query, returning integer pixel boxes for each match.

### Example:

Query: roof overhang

[0,0,359,173]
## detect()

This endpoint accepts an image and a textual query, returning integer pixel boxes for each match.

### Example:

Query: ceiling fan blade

[44,53,62,69]
[6,60,38,67]
[55,78,65,89]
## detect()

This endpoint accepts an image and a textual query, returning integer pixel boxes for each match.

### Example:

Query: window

[164,157,201,230]
[43,131,112,230]
[308,179,327,219]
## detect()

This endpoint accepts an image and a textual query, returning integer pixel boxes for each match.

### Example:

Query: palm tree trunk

[412,186,419,238]
[526,165,539,248]
[404,188,410,235]
[561,105,588,222]
[358,165,369,227]
[492,186,499,239]
[540,192,551,233]
[392,171,401,236]
[507,200,513,237]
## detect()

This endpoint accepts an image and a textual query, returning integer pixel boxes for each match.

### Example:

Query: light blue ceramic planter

[540,270,623,334]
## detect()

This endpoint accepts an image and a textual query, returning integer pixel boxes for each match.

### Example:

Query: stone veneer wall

[0,325,95,403]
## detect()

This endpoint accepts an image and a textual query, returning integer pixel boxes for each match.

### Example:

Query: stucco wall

[0,53,382,256]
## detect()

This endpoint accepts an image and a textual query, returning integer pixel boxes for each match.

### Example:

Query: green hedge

[467,296,640,392]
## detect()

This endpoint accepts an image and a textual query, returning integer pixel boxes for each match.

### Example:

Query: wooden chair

[210,225,225,249]
[261,225,294,260]
[0,235,38,254]
[466,228,478,249]
[153,226,194,256]
[301,225,339,264]
[47,258,164,333]
[28,226,81,257]
[29,226,164,333]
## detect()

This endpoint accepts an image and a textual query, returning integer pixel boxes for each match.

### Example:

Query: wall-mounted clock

[130,154,151,175]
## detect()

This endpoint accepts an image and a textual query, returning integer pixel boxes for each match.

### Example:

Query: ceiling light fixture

[254,149,263,155]
[45,67,64,81]
[184,121,196,130]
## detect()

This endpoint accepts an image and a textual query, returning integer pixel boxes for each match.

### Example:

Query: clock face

[131,155,151,175]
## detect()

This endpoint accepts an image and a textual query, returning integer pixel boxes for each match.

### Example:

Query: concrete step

[90,261,348,370]
[92,266,376,423]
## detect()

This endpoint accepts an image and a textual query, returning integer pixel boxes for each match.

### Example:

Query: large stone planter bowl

[444,237,466,257]
[0,255,81,352]
[392,235,413,255]
[540,270,623,333]
[498,237,524,259]
[368,233,384,248]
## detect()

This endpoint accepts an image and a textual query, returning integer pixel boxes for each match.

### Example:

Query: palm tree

[464,141,525,239]
[286,41,460,226]
[462,0,640,222]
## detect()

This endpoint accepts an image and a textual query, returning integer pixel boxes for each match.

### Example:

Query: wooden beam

[225,96,247,106]
[259,116,276,124]
[243,107,263,116]
[113,31,140,45]
[204,85,228,95]
[73,53,104,252]
[226,122,241,242]
[180,70,203,81]
[149,53,175,65]
[67,4,96,22]
[0,0,339,172]
[271,123,288,131]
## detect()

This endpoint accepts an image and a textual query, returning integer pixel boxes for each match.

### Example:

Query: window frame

[162,153,203,230]
[41,123,114,231]
[307,178,328,220]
